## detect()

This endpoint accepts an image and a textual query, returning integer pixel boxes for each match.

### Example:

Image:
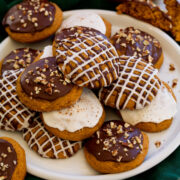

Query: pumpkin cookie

[2,0,63,43]
[116,0,172,31]
[23,115,82,159]
[53,26,120,89]
[0,70,36,131]
[42,88,105,141]
[0,48,41,76]
[58,12,111,38]
[99,56,161,110]
[84,120,149,173]
[111,27,164,69]
[0,137,26,180]
[164,0,180,41]
[120,82,177,132]
[16,56,82,112]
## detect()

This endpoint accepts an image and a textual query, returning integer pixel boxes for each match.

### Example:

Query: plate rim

[0,9,180,180]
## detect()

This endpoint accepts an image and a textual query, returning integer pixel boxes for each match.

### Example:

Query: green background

[0,0,179,179]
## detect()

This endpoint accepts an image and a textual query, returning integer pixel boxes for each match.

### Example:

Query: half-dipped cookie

[0,137,26,180]
[84,120,149,173]
[111,27,164,69]
[99,56,161,110]
[53,26,120,89]
[16,56,82,112]
[0,48,41,76]
[23,116,82,159]
[120,81,177,132]
[2,0,63,43]
[58,12,111,38]
[42,88,105,141]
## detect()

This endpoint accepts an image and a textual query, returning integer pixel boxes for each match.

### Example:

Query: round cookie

[42,88,105,141]
[23,115,82,159]
[16,56,83,112]
[84,120,149,173]
[116,0,172,32]
[0,48,42,76]
[53,26,120,89]
[0,69,36,131]
[2,0,63,43]
[0,137,26,180]
[99,55,161,110]
[111,27,164,69]
[58,12,111,38]
[120,82,177,132]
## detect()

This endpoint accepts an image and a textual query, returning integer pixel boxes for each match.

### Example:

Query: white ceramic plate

[0,10,180,180]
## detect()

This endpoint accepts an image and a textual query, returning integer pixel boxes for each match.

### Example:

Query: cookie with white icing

[84,120,149,173]
[0,69,36,131]
[99,56,161,110]
[58,12,111,38]
[120,82,177,132]
[16,46,83,112]
[0,48,41,76]
[23,115,82,159]
[42,88,105,141]
[53,26,120,89]
[111,27,164,69]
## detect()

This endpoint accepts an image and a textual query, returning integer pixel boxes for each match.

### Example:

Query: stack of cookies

[0,0,177,176]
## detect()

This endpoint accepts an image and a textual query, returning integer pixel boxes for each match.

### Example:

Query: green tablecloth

[0,0,179,179]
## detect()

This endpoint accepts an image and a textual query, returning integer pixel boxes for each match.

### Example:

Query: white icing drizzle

[99,56,161,110]
[120,83,177,125]
[56,29,119,88]
[40,45,53,58]
[57,12,106,34]
[42,88,103,132]
[23,116,82,158]
[0,70,35,131]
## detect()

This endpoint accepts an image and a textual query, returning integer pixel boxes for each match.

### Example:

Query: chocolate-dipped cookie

[84,120,149,173]
[53,26,120,89]
[0,48,41,76]
[16,57,83,112]
[42,88,105,141]
[99,56,161,110]
[23,115,82,159]
[2,0,63,43]
[0,137,26,180]
[111,27,164,69]
[0,69,36,131]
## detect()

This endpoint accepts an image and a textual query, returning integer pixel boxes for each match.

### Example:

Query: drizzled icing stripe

[99,56,161,110]
[23,116,82,159]
[0,70,35,131]
[56,27,119,88]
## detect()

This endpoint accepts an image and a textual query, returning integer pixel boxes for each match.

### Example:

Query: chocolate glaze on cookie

[85,120,143,162]
[1,48,41,75]
[2,0,55,33]
[111,27,162,66]
[20,57,74,101]
[0,139,17,180]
